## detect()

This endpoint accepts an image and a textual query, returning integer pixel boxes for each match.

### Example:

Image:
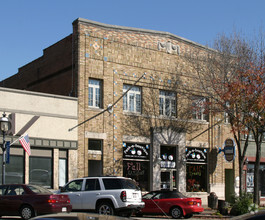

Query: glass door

[161,170,177,190]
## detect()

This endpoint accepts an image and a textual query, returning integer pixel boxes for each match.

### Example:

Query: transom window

[89,79,102,108]
[123,85,141,113]
[192,96,208,121]
[159,90,176,117]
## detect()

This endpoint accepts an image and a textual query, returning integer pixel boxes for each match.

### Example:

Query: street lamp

[0,112,11,184]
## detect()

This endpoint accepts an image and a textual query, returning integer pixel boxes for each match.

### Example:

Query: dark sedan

[0,184,72,219]
[136,190,204,219]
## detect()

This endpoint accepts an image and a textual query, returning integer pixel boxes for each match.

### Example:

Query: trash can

[218,199,228,215]
[208,192,218,209]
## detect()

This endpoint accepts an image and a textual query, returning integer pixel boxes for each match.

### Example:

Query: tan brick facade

[72,19,237,202]
[1,18,240,204]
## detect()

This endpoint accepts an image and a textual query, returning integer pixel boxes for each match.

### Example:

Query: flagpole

[10,136,22,146]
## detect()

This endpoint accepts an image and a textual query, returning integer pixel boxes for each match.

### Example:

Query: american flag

[19,134,31,156]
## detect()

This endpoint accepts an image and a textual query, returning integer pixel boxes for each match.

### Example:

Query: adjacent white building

[0,87,78,189]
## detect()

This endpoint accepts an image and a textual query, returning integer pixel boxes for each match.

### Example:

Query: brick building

[1,18,245,203]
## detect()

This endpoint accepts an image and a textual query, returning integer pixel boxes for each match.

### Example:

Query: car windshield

[173,191,186,198]
[164,191,187,198]
[143,192,157,199]
[28,185,51,194]
[143,191,187,199]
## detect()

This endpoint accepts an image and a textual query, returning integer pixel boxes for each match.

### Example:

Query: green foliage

[248,203,259,214]
[230,193,253,216]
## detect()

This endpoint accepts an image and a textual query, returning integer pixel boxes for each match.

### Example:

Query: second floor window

[123,85,141,113]
[224,102,231,124]
[192,96,208,121]
[159,90,176,117]
[89,79,102,108]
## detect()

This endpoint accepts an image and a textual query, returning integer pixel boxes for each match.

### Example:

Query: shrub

[230,193,253,216]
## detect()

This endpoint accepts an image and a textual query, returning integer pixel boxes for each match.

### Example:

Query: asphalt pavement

[0,209,232,220]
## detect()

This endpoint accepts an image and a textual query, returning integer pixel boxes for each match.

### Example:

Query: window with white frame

[192,96,208,121]
[159,90,176,117]
[89,79,102,108]
[123,84,141,113]
[224,102,231,124]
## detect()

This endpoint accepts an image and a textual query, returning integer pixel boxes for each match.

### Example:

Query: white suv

[58,176,144,217]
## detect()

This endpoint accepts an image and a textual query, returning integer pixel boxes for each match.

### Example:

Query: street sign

[224,138,235,162]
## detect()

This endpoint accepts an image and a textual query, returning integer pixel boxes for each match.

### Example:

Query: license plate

[62,207,67,212]
[133,193,137,198]
[197,203,200,207]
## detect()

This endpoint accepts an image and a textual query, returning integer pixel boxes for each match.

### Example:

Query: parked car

[0,184,72,220]
[58,176,145,217]
[136,190,204,219]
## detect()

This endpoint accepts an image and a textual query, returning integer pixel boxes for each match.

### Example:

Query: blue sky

[0,0,264,81]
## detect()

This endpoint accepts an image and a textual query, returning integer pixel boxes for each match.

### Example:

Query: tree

[185,31,265,203]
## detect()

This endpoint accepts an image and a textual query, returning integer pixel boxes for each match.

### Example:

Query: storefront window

[123,142,150,191]
[29,156,52,188]
[186,147,208,192]
[123,160,149,191]
[0,155,24,184]
[59,150,67,187]
[247,163,265,196]
[59,158,67,187]
[186,164,207,192]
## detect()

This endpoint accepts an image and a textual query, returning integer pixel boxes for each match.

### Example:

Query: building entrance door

[161,170,177,190]
[225,169,234,203]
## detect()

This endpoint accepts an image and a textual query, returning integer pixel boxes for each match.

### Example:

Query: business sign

[224,138,235,162]
[123,143,150,159]
[186,147,207,163]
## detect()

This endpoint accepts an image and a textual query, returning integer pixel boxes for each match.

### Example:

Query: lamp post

[0,112,11,184]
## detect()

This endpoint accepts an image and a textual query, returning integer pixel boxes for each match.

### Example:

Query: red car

[0,184,72,219]
[136,190,204,219]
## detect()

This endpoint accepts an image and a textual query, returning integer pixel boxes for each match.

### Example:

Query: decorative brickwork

[1,18,238,201]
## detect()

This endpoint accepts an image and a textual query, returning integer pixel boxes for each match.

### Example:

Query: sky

[0,0,265,81]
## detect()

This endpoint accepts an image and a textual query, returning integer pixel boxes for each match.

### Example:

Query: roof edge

[0,86,78,101]
[73,18,212,51]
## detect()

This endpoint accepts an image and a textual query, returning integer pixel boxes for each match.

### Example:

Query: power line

[68,72,146,132]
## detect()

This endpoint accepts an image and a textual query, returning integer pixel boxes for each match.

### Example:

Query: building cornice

[0,87,77,102]
[73,17,214,51]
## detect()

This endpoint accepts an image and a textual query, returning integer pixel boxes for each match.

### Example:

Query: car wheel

[20,205,35,220]
[97,202,114,215]
[170,206,183,219]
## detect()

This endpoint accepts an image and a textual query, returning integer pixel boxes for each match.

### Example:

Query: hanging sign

[223,138,235,162]
[186,147,207,163]
[123,143,150,159]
